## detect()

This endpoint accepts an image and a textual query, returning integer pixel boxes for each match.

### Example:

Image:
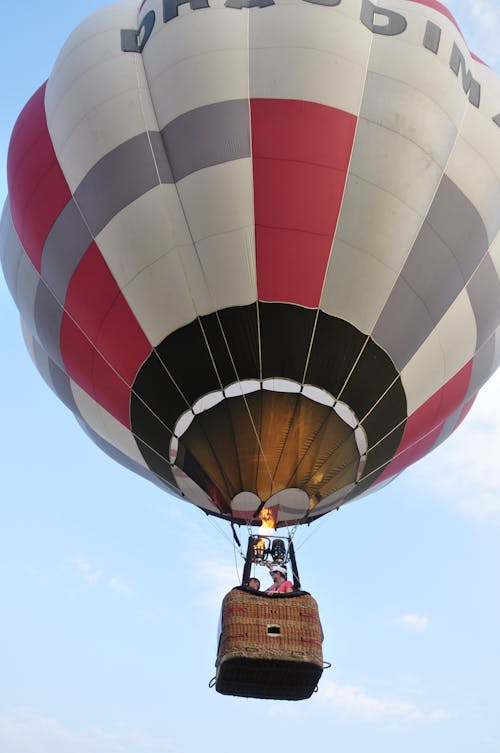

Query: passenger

[248,577,261,591]
[266,565,294,594]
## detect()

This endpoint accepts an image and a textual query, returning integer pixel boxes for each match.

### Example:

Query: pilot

[266,565,294,594]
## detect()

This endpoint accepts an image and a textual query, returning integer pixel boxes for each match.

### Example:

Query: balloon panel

[2,0,500,526]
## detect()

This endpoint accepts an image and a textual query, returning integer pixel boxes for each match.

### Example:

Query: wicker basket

[215,587,324,700]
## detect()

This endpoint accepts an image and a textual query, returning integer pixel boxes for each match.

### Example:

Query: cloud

[411,371,500,523]
[70,557,135,598]
[108,576,135,598]
[70,557,101,584]
[192,557,241,607]
[0,708,178,753]
[448,0,500,67]
[398,614,430,631]
[317,680,450,722]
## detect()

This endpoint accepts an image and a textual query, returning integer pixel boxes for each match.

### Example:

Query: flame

[258,507,276,533]
[253,537,267,558]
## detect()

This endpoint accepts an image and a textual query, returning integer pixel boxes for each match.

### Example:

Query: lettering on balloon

[360,0,407,36]
[120,0,499,127]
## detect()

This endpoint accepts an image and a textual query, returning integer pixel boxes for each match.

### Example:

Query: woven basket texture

[216,589,323,668]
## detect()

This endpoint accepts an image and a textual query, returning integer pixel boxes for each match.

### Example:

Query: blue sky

[1,2,500,752]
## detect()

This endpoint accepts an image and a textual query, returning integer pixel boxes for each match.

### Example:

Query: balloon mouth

[169,379,367,525]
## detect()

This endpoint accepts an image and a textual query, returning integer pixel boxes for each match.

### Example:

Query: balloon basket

[215,587,323,700]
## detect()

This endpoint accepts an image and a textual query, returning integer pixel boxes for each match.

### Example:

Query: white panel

[194,227,256,313]
[117,228,256,345]
[46,0,159,190]
[446,131,500,243]
[95,184,193,286]
[71,381,148,467]
[321,179,422,333]
[249,46,365,113]
[120,249,200,346]
[349,118,444,217]
[366,19,468,131]
[401,290,477,414]
[143,9,249,127]
[177,159,254,241]
[248,2,369,114]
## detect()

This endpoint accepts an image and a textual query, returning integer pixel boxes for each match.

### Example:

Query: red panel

[251,99,357,308]
[61,244,152,426]
[255,227,334,308]
[7,83,71,271]
[64,243,119,342]
[375,423,443,484]
[60,313,132,427]
[95,293,152,384]
[403,361,472,451]
[371,361,472,485]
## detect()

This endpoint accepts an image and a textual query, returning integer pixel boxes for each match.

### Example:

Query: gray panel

[48,358,79,413]
[0,201,23,301]
[34,281,64,369]
[16,254,41,336]
[373,176,489,370]
[372,276,434,370]
[162,99,251,182]
[73,131,168,237]
[466,254,500,349]
[465,334,496,400]
[150,130,173,184]
[76,417,181,497]
[41,198,93,303]
[401,222,464,323]
[30,335,54,392]
[427,175,488,278]
[30,338,76,415]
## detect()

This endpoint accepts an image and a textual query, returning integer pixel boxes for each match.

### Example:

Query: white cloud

[448,0,500,67]
[411,371,500,523]
[317,680,450,722]
[0,708,177,753]
[193,557,242,608]
[70,557,134,598]
[398,614,430,631]
[108,576,135,598]
[70,557,101,584]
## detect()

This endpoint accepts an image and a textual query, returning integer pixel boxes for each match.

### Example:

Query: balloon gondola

[214,535,325,700]
[2,0,500,700]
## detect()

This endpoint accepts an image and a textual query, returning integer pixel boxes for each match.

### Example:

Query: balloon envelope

[2,0,500,526]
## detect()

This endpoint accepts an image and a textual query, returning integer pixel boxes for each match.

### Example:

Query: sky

[1,1,500,752]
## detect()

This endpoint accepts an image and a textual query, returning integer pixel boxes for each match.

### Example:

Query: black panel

[134,437,177,488]
[131,350,186,432]
[203,304,260,385]
[131,303,408,510]
[341,336,405,421]
[154,318,221,405]
[259,303,317,381]
[305,313,368,397]
[361,381,407,447]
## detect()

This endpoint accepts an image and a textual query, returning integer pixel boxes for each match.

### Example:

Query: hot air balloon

[1,0,500,532]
